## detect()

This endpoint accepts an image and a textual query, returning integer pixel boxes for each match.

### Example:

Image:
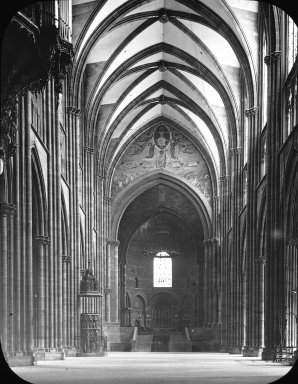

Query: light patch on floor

[10,352,293,384]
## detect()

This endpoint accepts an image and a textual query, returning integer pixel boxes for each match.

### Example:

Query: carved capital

[254,257,266,265]
[271,51,281,61]
[106,238,120,247]
[0,202,16,216]
[35,235,50,245]
[103,196,112,203]
[67,106,80,116]
[220,175,229,183]
[238,270,247,277]
[245,107,259,117]
[62,254,71,263]
[84,146,94,154]
[264,55,271,66]
[203,238,213,246]
[212,195,219,201]
[289,238,298,247]
[231,147,242,155]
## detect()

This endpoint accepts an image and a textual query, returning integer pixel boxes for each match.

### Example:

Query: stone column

[243,106,259,357]
[62,254,71,348]
[0,202,15,354]
[105,237,111,323]
[262,51,283,360]
[34,235,50,349]
[8,203,16,353]
[230,148,242,353]
[211,238,219,327]
[67,105,80,349]
[110,239,120,323]
[219,175,229,352]
[203,239,212,326]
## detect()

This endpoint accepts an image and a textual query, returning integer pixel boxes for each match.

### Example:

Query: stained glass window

[153,252,172,287]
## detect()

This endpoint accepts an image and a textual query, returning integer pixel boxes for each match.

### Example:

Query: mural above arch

[112,125,212,201]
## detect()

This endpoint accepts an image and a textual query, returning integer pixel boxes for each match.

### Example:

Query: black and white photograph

[0,0,298,383]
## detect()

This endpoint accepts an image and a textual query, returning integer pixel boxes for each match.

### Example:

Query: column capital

[212,195,219,201]
[288,237,298,247]
[67,106,80,116]
[271,51,282,61]
[264,55,271,66]
[231,147,242,155]
[254,257,266,264]
[62,254,72,263]
[245,107,259,117]
[203,238,213,246]
[97,174,105,181]
[219,175,229,183]
[238,270,247,277]
[103,196,112,202]
[0,202,16,215]
[84,146,94,154]
[106,238,120,246]
[35,235,50,245]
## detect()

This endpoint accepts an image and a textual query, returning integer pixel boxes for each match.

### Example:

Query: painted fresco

[112,125,212,201]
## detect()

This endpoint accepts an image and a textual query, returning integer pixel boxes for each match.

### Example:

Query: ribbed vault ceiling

[72,0,259,208]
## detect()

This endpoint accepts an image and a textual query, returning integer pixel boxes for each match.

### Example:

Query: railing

[185,327,191,342]
[76,335,107,354]
[273,346,296,365]
[131,326,138,351]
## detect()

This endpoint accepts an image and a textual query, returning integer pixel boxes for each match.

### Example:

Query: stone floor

[9,353,296,384]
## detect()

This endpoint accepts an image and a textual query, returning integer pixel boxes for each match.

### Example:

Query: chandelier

[142,247,180,257]
[142,229,180,257]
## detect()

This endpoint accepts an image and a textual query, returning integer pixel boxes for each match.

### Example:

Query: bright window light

[153,252,172,287]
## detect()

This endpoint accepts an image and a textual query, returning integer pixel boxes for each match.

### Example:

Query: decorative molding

[62,254,71,263]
